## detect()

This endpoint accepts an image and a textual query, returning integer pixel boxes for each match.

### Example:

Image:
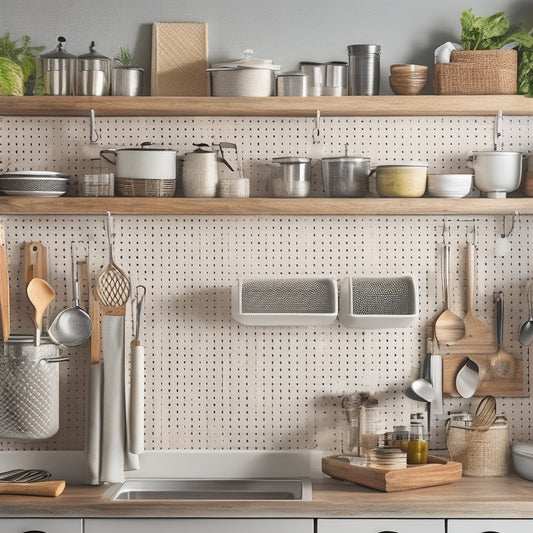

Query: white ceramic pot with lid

[100,142,177,179]
[467,151,527,198]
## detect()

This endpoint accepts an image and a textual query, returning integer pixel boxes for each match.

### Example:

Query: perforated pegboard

[0,114,532,453]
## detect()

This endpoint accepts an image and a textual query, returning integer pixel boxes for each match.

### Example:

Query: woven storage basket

[115,177,176,197]
[446,417,510,477]
[434,49,517,95]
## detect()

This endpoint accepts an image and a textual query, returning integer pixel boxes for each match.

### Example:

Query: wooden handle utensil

[24,241,48,285]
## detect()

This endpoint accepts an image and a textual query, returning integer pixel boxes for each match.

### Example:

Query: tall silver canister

[347,44,381,95]
[39,36,77,96]
[77,41,111,96]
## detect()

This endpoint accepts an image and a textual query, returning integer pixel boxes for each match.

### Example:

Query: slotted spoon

[96,212,130,307]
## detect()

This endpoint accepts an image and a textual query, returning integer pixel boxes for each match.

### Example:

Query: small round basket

[115,177,176,197]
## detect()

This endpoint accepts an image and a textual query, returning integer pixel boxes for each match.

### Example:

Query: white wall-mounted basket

[339,276,418,329]
[232,278,338,326]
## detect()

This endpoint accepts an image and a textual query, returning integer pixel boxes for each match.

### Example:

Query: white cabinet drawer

[85,518,314,533]
[448,519,533,533]
[0,518,82,533]
[318,518,445,533]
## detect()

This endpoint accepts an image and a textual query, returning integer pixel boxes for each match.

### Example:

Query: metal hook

[501,210,518,238]
[89,109,99,144]
[312,110,322,144]
[493,110,503,151]
[133,285,146,342]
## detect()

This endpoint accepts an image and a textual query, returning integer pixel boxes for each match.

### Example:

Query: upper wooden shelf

[0,197,531,216]
[1,95,533,117]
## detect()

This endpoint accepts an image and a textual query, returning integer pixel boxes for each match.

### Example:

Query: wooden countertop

[1,476,533,519]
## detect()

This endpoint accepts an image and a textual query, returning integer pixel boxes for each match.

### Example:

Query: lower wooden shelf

[0,197,530,216]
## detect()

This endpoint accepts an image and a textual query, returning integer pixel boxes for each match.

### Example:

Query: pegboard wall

[0,114,532,454]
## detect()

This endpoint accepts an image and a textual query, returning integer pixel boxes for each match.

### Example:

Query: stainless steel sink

[104,478,312,501]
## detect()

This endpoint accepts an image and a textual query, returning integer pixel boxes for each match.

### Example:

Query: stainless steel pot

[321,156,371,197]
[111,67,144,96]
[77,41,111,96]
[270,157,311,197]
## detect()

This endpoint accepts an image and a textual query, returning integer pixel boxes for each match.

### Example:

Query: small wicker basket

[434,49,517,95]
[115,177,176,197]
[446,416,510,477]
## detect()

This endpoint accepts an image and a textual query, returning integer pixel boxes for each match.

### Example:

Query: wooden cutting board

[151,22,209,96]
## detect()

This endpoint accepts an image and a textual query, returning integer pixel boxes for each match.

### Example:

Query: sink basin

[104,478,312,501]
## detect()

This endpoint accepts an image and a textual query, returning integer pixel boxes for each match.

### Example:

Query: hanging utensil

[130,285,146,455]
[24,241,48,286]
[96,211,131,307]
[519,281,533,346]
[455,357,479,398]
[489,292,515,376]
[471,395,497,430]
[0,224,10,341]
[48,242,93,346]
[26,278,55,346]
[434,238,465,343]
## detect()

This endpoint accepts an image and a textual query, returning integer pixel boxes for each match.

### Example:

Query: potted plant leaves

[111,46,144,96]
[0,33,44,95]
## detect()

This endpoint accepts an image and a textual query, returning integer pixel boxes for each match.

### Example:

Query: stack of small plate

[368,447,407,469]
[0,171,69,197]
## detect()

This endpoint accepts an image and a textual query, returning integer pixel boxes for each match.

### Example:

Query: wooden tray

[322,454,462,492]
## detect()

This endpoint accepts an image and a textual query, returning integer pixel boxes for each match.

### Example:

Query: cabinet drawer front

[448,519,533,533]
[85,518,314,533]
[0,518,82,533]
[318,518,445,533]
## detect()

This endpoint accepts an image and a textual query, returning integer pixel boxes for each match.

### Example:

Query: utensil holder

[231,278,338,326]
[0,336,67,440]
[446,416,510,477]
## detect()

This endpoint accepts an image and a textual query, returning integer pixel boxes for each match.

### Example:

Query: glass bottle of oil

[407,419,428,464]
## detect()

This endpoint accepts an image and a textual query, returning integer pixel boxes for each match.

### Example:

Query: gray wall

[1,0,532,94]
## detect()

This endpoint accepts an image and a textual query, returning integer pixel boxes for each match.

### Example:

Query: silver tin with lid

[39,36,77,96]
[347,44,381,96]
[77,41,111,96]
[276,71,309,97]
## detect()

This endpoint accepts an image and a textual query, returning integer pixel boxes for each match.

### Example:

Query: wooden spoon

[26,277,55,345]
[489,292,515,376]
[435,243,465,343]
[472,395,497,430]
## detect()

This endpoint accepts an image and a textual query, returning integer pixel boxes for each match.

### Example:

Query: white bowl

[427,173,473,198]
[512,442,533,481]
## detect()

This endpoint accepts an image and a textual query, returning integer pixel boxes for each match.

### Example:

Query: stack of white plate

[0,171,69,197]
[368,447,407,469]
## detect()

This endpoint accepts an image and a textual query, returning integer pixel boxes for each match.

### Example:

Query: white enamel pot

[101,143,177,179]
[467,151,527,198]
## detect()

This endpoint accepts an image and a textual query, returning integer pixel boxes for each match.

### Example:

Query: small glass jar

[342,405,360,455]
[388,425,409,452]
[407,421,428,464]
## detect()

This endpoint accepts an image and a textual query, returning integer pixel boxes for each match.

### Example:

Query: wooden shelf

[1,95,533,117]
[0,197,531,216]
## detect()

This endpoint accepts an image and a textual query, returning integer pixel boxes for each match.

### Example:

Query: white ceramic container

[100,146,177,179]
[427,173,473,198]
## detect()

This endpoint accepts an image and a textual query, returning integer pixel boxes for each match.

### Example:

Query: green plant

[459,9,533,95]
[114,46,138,68]
[0,33,44,84]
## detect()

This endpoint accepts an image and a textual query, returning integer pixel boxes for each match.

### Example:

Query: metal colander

[232,278,338,326]
[0,337,66,440]
[339,276,418,329]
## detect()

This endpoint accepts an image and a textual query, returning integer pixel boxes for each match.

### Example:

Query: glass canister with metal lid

[77,41,111,96]
[39,36,77,95]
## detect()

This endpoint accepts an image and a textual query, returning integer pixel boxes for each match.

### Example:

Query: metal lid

[272,157,311,164]
[40,36,76,60]
[78,41,110,70]
[277,71,308,78]
[348,44,381,55]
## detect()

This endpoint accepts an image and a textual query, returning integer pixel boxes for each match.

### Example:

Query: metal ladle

[520,281,533,346]
[48,242,93,346]
[405,352,435,403]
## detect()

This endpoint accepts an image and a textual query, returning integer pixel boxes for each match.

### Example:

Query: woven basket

[434,49,517,95]
[115,177,176,197]
[446,417,510,477]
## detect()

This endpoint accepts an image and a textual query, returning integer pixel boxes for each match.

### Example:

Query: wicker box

[434,49,517,95]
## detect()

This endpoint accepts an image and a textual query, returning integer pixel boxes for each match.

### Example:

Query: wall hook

[89,109,99,144]
[312,110,322,144]
[495,211,518,257]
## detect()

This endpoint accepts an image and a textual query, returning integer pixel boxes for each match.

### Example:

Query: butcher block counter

[2,476,533,519]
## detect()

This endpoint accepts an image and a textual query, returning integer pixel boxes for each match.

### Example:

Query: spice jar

[407,417,428,464]
[388,425,409,452]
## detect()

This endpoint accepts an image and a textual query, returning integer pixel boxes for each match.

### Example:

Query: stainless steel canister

[321,156,371,197]
[276,71,309,97]
[324,61,348,96]
[347,44,381,95]
[270,157,311,197]
[299,62,326,96]
[77,41,111,96]
[39,36,77,96]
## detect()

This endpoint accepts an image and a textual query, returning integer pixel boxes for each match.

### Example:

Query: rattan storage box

[434,49,517,95]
